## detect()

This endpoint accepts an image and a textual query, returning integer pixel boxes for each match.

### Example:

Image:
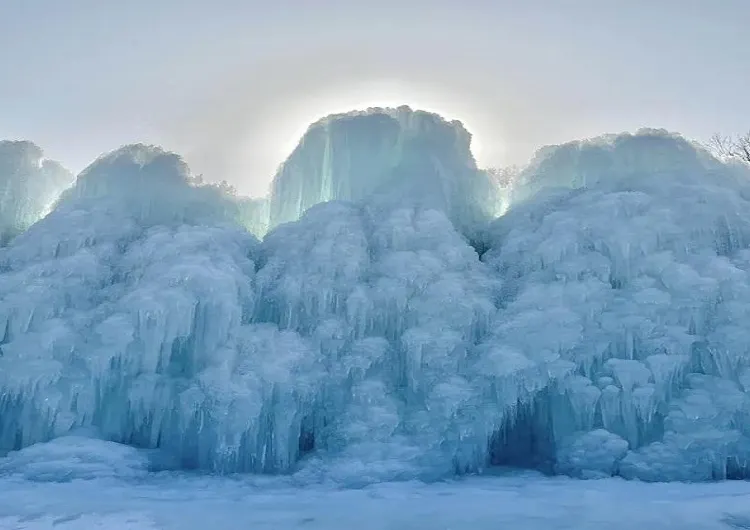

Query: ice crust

[2,120,750,483]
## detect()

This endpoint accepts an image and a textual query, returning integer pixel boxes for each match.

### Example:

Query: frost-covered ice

[0,145,259,471]
[269,106,499,236]
[235,195,270,238]
[0,141,73,244]
[1,438,750,530]
[483,130,750,480]
[3,119,750,484]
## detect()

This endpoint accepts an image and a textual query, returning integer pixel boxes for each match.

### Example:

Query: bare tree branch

[739,132,750,163]
[707,132,750,163]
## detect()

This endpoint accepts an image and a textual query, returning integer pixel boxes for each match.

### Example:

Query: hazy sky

[2,0,749,196]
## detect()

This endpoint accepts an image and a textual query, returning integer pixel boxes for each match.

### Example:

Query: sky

[1,0,749,197]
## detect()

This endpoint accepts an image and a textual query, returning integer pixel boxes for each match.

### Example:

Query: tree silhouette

[708,132,750,163]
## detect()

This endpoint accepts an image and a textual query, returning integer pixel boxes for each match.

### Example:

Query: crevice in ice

[487,394,556,474]
[467,236,491,260]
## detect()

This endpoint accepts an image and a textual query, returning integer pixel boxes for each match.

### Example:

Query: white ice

[3,117,750,484]
[268,106,499,237]
[0,141,73,244]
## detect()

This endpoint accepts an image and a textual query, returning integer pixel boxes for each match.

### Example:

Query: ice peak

[0,140,73,244]
[55,144,242,228]
[268,106,494,236]
[65,144,192,201]
[509,129,730,204]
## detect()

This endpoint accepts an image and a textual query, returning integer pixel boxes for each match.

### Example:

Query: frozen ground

[2,469,750,529]
[2,437,747,530]
[0,437,748,530]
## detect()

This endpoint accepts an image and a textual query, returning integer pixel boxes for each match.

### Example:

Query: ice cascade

[2,127,750,483]
[483,130,750,480]
[268,106,498,237]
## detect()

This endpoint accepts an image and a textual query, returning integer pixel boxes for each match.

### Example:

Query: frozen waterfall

[268,106,500,238]
[2,120,750,484]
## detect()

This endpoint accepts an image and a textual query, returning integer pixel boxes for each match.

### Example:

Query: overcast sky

[1,0,748,196]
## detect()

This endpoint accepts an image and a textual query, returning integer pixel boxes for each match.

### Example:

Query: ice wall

[0,140,507,480]
[484,129,750,480]
[4,127,750,484]
[255,202,504,481]
[0,141,73,244]
[0,145,260,470]
[235,196,270,238]
[268,106,498,237]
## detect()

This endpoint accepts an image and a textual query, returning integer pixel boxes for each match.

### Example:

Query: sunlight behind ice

[2,109,750,488]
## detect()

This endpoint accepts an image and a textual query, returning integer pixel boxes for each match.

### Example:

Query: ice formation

[235,196,270,238]
[484,130,750,480]
[0,433,153,482]
[3,121,750,484]
[0,141,73,244]
[268,106,499,238]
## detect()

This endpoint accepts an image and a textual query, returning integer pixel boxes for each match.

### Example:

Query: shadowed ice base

[1,438,750,530]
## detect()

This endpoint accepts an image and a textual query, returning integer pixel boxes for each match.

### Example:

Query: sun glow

[277,80,489,168]
[233,79,498,197]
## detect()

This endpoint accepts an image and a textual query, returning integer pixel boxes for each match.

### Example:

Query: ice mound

[0,145,260,470]
[255,201,501,479]
[57,143,243,227]
[484,129,750,480]
[269,106,498,237]
[0,141,73,244]
[508,129,728,203]
[0,434,151,482]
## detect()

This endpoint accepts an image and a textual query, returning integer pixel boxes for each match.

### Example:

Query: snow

[4,121,750,488]
[0,434,152,482]
[1,438,750,529]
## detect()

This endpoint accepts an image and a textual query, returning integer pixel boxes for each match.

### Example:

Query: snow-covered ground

[2,470,750,529]
[3,437,747,530]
